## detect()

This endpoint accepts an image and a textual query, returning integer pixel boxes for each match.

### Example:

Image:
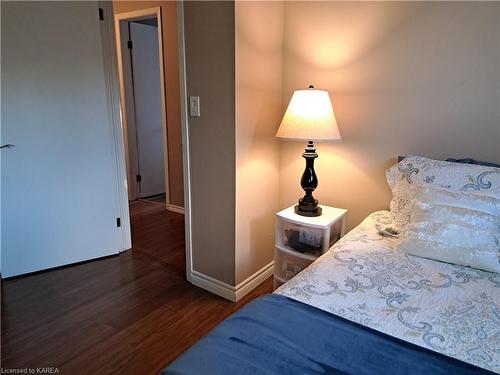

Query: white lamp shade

[276,88,341,141]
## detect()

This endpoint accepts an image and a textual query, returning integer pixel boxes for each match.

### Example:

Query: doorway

[115,8,169,204]
[114,7,186,276]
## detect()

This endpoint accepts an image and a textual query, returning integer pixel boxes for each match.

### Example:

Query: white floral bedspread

[275,211,500,373]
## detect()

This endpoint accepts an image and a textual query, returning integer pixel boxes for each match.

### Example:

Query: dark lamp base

[294,202,322,217]
[295,140,322,217]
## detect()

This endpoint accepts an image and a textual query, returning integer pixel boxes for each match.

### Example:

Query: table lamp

[276,85,341,217]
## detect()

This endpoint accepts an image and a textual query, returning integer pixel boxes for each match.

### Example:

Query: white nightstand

[274,205,347,289]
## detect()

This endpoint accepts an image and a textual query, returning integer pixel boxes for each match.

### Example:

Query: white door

[1,2,127,277]
[129,21,166,198]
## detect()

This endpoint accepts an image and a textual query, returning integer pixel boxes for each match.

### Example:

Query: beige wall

[112,1,499,293]
[235,2,284,284]
[280,1,500,230]
[113,1,184,207]
[184,1,236,285]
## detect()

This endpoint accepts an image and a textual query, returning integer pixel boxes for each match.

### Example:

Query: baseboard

[190,261,274,302]
[190,270,236,301]
[167,204,184,214]
[235,261,274,301]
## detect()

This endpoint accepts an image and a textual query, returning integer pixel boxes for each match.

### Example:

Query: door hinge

[136,174,142,182]
[98,8,104,21]
[116,218,121,228]
[127,40,133,49]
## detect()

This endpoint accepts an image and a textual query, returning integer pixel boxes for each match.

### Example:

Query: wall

[113,1,184,207]
[280,1,500,230]
[184,1,236,285]
[235,2,284,284]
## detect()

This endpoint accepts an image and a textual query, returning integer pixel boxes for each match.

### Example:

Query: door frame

[176,1,193,282]
[99,1,131,252]
[114,7,171,205]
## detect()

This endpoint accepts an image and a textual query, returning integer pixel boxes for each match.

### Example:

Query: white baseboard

[235,261,274,301]
[190,261,274,302]
[167,204,185,214]
[190,271,236,301]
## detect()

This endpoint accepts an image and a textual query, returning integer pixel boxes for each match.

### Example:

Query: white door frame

[99,1,131,252]
[114,7,171,205]
[176,1,193,282]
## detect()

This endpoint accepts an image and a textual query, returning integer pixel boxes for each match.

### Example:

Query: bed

[276,210,499,373]
[164,157,499,374]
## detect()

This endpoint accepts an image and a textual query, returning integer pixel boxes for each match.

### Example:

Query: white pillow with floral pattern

[387,156,500,230]
[398,184,500,273]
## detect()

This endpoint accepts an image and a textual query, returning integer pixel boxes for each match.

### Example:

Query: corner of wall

[234,1,285,289]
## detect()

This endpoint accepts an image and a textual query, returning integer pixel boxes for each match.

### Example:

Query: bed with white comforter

[276,210,500,373]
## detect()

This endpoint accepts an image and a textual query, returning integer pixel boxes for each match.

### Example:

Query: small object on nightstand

[274,205,347,289]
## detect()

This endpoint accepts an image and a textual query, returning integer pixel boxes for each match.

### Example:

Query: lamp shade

[276,88,341,141]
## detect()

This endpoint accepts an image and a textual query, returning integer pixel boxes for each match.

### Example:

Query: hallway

[129,200,185,278]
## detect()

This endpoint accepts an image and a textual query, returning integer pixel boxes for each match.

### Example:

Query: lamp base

[295,140,322,217]
[294,199,322,217]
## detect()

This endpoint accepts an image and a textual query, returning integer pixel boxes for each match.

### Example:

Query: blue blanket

[164,294,492,375]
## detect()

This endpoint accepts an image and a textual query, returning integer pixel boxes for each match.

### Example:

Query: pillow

[398,185,500,273]
[390,178,500,230]
[398,155,500,168]
[387,155,500,229]
[400,225,500,273]
[387,155,500,193]
[446,158,500,168]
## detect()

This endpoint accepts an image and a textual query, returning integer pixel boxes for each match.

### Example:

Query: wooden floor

[1,201,273,374]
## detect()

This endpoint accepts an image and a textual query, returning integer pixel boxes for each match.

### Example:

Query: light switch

[189,96,200,117]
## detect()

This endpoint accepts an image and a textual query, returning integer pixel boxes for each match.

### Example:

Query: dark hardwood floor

[1,201,273,374]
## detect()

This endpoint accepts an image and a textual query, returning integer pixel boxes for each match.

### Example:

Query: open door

[116,10,170,203]
[1,2,129,277]
[127,20,166,198]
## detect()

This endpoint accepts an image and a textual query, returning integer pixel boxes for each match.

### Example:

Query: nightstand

[274,205,347,289]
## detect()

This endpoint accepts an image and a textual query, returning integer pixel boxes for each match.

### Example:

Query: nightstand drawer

[329,219,343,246]
[274,246,315,281]
[277,220,325,253]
